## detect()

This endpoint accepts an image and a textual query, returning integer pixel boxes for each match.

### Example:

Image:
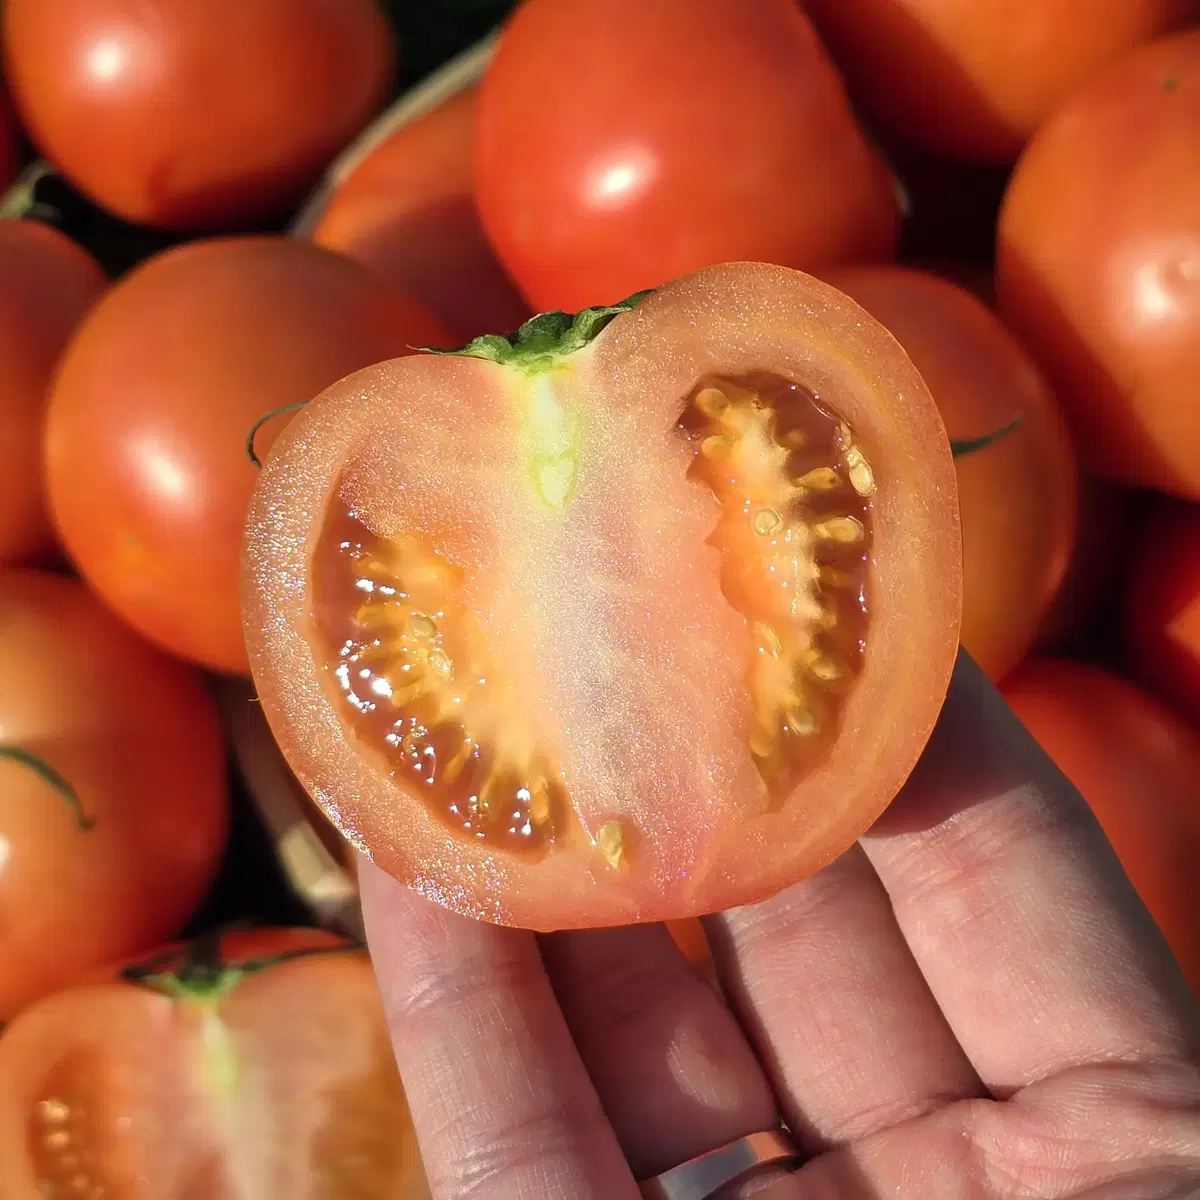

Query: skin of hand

[360,653,1200,1199]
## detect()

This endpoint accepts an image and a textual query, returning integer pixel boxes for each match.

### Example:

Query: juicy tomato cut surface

[244,263,962,929]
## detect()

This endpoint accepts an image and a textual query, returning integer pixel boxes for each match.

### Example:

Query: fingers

[539,922,780,1182]
[703,845,982,1153]
[359,860,639,1200]
[861,652,1200,1095]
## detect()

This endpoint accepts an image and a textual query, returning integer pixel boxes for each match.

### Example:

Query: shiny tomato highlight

[244,263,962,930]
[822,266,1077,681]
[0,929,430,1199]
[800,0,1198,163]
[46,237,451,675]
[476,0,899,314]
[997,31,1200,500]
[312,86,529,343]
[0,221,106,567]
[0,570,228,1021]
[1004,660,1200,992]
[1125,499,1200,728]
[1,0,396,230]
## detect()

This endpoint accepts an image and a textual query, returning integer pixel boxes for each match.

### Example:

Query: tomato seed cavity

[311,370,872,862]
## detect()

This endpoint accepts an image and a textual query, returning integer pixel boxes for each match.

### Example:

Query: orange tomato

[46,236,451,674]
[0,220,106,566]
[0,570,228,1020]
[823,266,1076,680]
[1125,499,1200,728]
[2,0,396,230]
[245,262,961,929]
[0,928,430,1197]
[997,31,1200,499]
[1004,660,1200,992]
[801,0,1197,162]
[312,86,529,343]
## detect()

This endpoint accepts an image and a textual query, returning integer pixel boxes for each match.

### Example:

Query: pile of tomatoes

[0,0,1197,1195]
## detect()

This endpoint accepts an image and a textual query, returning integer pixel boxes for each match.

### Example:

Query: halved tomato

[244,262,962,929]
[0,928,430,1199]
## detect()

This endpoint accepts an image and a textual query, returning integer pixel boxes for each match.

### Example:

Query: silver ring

[638,1129,802,1199]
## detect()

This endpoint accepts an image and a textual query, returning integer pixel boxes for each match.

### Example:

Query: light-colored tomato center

[311,371,873,867]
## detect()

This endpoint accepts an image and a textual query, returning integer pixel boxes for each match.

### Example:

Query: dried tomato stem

[0,745,95,830]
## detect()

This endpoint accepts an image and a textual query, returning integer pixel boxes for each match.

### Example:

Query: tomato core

[310,367,874,873]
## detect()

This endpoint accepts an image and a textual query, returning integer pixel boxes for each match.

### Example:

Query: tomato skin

[1125,499,1200,729]
[822,266,1077,681]
[45,236,451,675]
[997,31,1200,500]
[0,570,228,1021]
[1003,660,1200,992]
[476,0,899,314]
[312,86,530,343]
[1,0,396,230]
[801,0,1197,163]
[0,929,429,1199]
[245,262,961,930]
[0,221,106,567]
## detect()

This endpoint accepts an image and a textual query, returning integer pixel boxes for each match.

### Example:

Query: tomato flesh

[245,263,961,929]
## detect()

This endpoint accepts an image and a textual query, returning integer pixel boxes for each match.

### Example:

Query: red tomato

[801,0,1197,163]
[1004,660,1200,992]
[312,86,529,343]
[476,0,899,314]
[0,570,228,1021]
[46,237,451,675]
[244,262,961,929]
[0,928,430,1198]
[0,221,105,567]
[822,266,1076,681]
[997,31,1200,500]
[0,86,17,190]
[1,0,396,230]
[1125,499,1200,728]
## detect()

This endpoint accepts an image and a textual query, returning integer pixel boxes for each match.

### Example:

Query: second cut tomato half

[244,262,962,929]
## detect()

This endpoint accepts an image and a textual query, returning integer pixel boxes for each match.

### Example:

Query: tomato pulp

[0,929,430,1199]
[244,264,961,929]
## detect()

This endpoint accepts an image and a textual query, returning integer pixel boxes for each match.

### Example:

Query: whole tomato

[1,0,396,230]
[823,266,1076,681]
[476,0,899,314]
[801,0,1197,163]
[0,570,228,1020]
[0,929,430,1197]
[0,220,106,567]
[244,262,961,929]
[1125,499,1200,728]
[45,237,451,674]
[997,31,1200,500]
[1004,660,1200,992]
[312,86,529,343]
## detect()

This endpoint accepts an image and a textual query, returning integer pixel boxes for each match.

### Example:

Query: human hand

[361,653,1200,1199]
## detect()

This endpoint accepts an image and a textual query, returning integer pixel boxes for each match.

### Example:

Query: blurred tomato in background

[822,266,1077,681]
[45,236,450,674]
[997,30,1200,500]
[0,570,228,1020]
[800,0,1197,163]
[313,85,529,342]
[2,0,397,230]
[1125,499,1200,727]
[476,0,899,313]
[1005,660,1200,992]
[0,220,105,566]
[0,85,17,189]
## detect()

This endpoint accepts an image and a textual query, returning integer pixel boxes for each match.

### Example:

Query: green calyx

[1,745,95,830]
[121,930,363,1006]
[421,289,655,374]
